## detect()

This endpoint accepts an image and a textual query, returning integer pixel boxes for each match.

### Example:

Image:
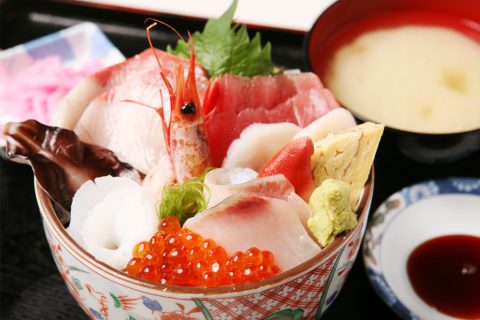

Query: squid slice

[68,176,158,270]
[204,168,293,208]
[184,194,320,271]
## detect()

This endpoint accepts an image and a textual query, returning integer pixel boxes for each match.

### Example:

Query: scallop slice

[184,194,320,271]
[294,108,356,142]
[222,122,300,171]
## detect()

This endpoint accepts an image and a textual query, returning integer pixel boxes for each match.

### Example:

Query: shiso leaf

[158,168,212,225]
[167,0,278,77]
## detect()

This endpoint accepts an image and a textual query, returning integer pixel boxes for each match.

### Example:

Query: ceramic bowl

[305,0,480,163]
[363,177,480,319]
[35,170,373,320]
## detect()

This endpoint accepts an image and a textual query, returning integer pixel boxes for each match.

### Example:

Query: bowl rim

[35,169,374,296]
[362,176,480,320]
[303,0,480,136]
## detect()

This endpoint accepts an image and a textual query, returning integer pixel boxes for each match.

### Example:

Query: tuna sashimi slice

[203,73,339,166]
[184,194,321,271]
[203,73,324,115]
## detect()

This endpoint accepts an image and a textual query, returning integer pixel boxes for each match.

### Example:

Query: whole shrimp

[141,19,210,188]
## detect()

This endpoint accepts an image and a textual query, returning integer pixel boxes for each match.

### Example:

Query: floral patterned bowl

[363,177,480,320]
[34,171,373,320]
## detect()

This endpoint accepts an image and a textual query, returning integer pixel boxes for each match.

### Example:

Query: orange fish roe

[124,216,281,287]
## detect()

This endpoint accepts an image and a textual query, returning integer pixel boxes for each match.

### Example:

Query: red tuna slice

[203,73,339,166]
[268,88,340,127]
[54,48,208,131]
[203,72,323,115]
[183,194,320,271]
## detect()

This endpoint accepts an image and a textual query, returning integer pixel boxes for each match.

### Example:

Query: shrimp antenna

[144,18,187,45]
[145,20,174,97]
[121,99,171,154]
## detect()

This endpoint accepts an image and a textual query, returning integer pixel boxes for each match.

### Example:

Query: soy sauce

[407,235,480,319]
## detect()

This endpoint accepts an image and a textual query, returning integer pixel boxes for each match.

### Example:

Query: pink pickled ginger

[0,56,104,137]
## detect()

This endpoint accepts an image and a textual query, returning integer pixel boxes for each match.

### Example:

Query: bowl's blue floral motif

[450,178,480,194]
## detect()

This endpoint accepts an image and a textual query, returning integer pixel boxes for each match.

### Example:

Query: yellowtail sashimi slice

[184,194,321,271]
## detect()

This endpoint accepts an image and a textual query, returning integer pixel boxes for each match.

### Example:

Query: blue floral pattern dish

[363,177,480,320]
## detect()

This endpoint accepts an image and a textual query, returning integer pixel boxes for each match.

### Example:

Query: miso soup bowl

[305,0,480,164]
[35,173,373,320]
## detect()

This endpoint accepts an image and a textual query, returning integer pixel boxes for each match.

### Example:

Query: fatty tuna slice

[184,194,321,271]
[203,73,339,166]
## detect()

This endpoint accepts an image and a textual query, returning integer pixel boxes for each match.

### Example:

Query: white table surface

[71,0,337,32]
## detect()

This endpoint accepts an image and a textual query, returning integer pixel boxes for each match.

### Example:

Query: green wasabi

[307,179,357,247]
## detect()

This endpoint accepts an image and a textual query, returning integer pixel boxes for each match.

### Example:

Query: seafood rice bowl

[3,2,383,319]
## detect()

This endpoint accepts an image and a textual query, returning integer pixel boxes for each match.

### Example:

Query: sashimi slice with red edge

[259,137,316,201]
[62,49,209,175]
[203,73,339,166]
[183,194,320,271]
[54,48,208,130]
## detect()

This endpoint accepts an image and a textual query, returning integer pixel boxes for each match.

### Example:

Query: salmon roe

[124,216,280,287]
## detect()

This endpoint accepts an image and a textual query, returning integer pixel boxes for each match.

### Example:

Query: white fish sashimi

[51,77,104,129]
[294,108,356,142]
[222,122,300,171]
[75,95,166,174]
[53,48,208,129]
[55,49,209,182]
[184,194,320,271]
[287,193,314,227]
[73,63,186,173]
[204,168,294,208]
[52,49,160,129]
[68,176,158,270]
[142,151,176,200]
[75,94,175,199]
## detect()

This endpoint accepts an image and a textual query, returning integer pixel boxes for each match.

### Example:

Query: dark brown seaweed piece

[3,120,144,223]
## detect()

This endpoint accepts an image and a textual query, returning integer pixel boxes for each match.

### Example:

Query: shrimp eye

[181,102,196,115]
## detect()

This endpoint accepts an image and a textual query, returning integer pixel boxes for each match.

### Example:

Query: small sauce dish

[363,177,480,319]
